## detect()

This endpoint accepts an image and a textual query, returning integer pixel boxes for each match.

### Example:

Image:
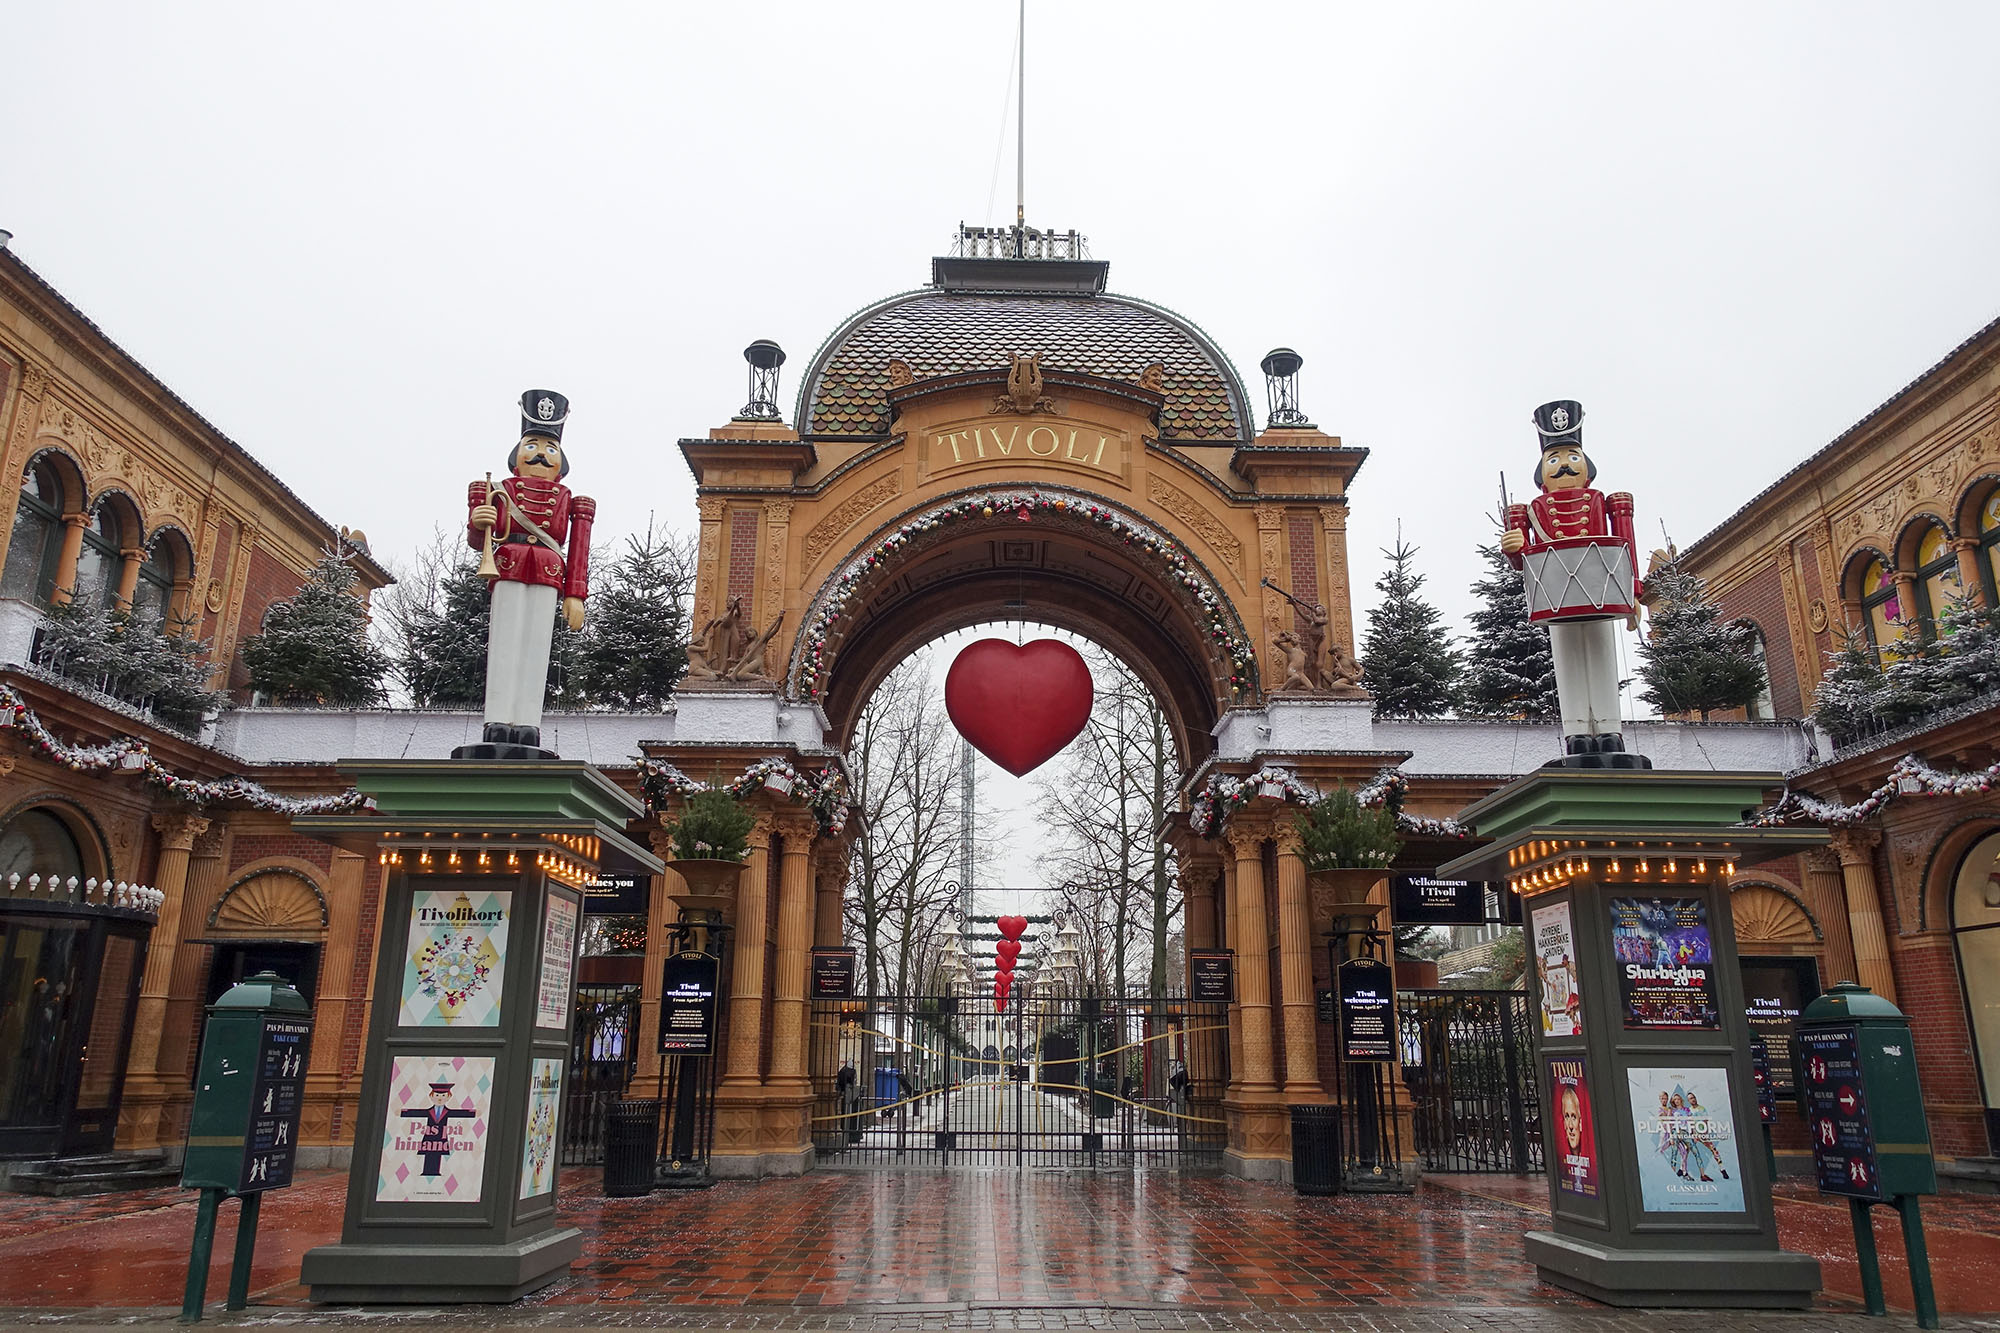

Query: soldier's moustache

[1550,464,1580,478]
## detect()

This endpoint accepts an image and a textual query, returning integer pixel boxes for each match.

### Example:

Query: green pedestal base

[301,1226,583,1304]
[1525,1230,1820,1309]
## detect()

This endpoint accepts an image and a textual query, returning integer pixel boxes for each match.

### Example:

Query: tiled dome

[797,289,1252,442]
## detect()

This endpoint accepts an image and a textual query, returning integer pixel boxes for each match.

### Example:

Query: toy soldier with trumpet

[1500,399,1648,768]
[450,390,597,761]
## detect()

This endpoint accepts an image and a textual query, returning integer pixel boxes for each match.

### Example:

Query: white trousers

[484,579,557,731]
[1547,617,1622,738]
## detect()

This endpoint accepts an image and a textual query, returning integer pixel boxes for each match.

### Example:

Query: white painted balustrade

[0,870,163,917]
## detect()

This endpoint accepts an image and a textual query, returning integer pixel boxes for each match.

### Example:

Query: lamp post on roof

[737,340,787,422]
[1259,347,1310,428]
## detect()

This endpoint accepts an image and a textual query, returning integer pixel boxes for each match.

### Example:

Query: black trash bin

[604,1098,661,1198]
[1290,1104,1341,1196]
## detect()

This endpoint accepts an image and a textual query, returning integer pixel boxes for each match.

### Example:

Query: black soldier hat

[1532,399,1584,450]
[519,389,569,441]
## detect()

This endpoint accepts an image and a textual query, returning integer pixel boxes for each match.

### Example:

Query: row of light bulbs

[377,845,593,887]
[1509,848,1739,896]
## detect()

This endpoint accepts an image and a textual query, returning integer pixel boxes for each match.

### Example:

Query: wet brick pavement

[0,1167,1993,1327]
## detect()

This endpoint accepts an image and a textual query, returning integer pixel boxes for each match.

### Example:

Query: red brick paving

[0,1168,1991,1315]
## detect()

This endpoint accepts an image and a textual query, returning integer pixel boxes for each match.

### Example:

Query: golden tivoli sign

[924,417,1129,484]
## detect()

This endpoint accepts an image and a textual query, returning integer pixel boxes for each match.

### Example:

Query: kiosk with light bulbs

[1439,770,1826,1308]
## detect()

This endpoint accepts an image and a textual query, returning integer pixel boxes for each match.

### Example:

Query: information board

[1801,1025,1882,1200]
[811,947,856,998]
[1741,955,1818,1097]
[1390,874,1496,925]
[1751,1032,1779,1126]
[241,1015,311,1193]
[1337,957,1396,1062]
[1189,949,1234,1004]
[659,951,720,1055]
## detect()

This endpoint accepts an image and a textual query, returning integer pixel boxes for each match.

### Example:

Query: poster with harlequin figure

[375,1054,494,1203]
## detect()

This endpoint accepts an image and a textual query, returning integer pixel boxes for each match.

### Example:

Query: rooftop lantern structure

[737,339,787,422]
[1259,347,1310,427]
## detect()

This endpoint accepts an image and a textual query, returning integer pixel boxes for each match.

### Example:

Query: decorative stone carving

[1146,475,1241,580]
[1730,882,1819,946]
[211,870,328,933]
[886,359,914,388]
[688,594,784,682]
[803,474,904,570]
[1136,362,1166,394]
[991,353,1057,416]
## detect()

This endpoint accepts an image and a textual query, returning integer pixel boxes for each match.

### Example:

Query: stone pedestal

[1441,769,1826,1309]
[293,761,662,1304]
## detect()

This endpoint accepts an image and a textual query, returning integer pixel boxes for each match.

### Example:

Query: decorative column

[1220,857,1243,1091]
[47,512,88,606]
[721,816,774,1090]
[1954,537,1987,608]
[1892,570,1918,634]
[1181,858,1227,1122]
[1317,501,1359,661]
[1225,823,1277,1093]
[1799,849,1860,987]
[1272,826,1324,1100]
[1829,828,1897,1002]
[813,853,847,949]
[120,810,210,1146]
[113,547,146,609]
[304,848,368,1150]
[767,815,816,1093]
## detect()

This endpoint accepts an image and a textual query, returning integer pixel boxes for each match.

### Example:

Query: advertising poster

[519,1057,563,1200]
[1625,1065,1745,1212]
[1545,1055,1599,1200]
[1741,955,1819,1096]
[375,1054,494,1203]
[400,888,511,1027]
[535,892,580,1029]
[1610,895,1719,1029]
[1530,898,1582,1037]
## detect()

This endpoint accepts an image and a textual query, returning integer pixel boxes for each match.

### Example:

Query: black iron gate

[564,983,640,1165]
[1397,988,1543,1173]
[810,991,1227,1169]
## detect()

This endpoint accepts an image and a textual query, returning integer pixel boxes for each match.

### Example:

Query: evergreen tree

[241,552,389,706]
[1937,592,2000,696]
[1459,542,1558,720]
[1635,559,1766,719]
[1880,614,1970,724]
[35,599,225,734]
[1361,536,1461,719]
[397,555,493,708]
[575,521,691,709]
[1811,626,1889,742]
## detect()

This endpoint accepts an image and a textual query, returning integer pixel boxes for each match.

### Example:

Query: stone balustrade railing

[0,871,163,918]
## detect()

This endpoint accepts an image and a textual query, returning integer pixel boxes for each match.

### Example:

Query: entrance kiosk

[296,761,662,1303]
[1440,769,1825,1308]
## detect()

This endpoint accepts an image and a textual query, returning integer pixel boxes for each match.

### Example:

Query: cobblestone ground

[0,1168,1990,1329]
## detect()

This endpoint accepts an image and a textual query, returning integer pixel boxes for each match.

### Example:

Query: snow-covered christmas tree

[242,551,390,706]
[1459,542,1558,720]
[1880,613,1970,724]
[395,554,493,708]
[1361,535,1461,719]
[576,521,691,709]
[1636,558,1766,719]
[1811,626,1890,742]
[1933,592,2000,698]
[36,598,225,733]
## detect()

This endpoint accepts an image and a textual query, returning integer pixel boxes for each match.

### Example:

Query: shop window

[1860,556,1904,652]
[1914,522,1963,625]
[1952,830,2000,1153]
[1,460,67,604]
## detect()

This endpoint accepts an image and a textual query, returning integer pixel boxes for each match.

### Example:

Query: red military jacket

[465,476,596,600]
[1504,486,1642,606]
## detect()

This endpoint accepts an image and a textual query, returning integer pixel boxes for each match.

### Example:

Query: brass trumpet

[476,473,500,579]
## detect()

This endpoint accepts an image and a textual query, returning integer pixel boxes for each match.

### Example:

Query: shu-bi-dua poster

[1609,895,1718,1030]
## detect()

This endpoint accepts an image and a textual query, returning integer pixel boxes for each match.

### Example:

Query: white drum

[1521,537,1637,622]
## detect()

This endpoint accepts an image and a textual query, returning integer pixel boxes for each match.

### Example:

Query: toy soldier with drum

[451,390,597,761]
[1501,400,1649,768]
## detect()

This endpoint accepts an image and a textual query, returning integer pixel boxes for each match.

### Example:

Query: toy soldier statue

[1501,400,1648,768]
[451,390,596,760]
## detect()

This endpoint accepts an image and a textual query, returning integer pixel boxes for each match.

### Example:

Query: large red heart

[996,915,1028,941]
[995,939,1021,966]
[945,639,1093,777]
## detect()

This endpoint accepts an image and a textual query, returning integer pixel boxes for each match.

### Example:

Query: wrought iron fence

[1397,988,1544,1173]
[563,983,640,1165]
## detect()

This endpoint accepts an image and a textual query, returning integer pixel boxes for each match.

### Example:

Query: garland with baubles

[0,683,371,816]
[1749,753,2000,828]
[1187,764,1469,840]
[795,489,1258,701]
[638,757,853,838]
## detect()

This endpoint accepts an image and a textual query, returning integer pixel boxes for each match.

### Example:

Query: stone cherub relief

[686,594,785,683]
[992,352,1058,415]
[1262,577,1367,697]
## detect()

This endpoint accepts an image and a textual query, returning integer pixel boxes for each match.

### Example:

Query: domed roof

[797,286,1254,442]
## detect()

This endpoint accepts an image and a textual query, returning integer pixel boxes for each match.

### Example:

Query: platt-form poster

[1626,1065,1745,1213]
[535,892,579,1029]
[400,888,511,1027]
[1546,1055,1599,1200]
[375,1054,494,1203]
[519,1057,562,1200]
[1609,895,1719,1029]
[1530,898,1582,1037]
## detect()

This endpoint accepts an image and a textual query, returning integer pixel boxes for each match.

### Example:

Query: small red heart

[995,994,1008,1013]
[945,639,1094,777]
[995,969,1013,988]
[996,939,1021,966]
[997,915,1028,941]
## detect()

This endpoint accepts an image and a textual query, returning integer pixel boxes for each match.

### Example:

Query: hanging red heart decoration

[945,639,1094,777]
[995,969,1014,992]
[996,915,1028,941]
[995,938,1021,966]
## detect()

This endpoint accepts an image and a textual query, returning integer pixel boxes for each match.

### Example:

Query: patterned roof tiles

[799,290,1251,442]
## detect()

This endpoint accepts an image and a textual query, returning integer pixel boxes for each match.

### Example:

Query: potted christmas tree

[1296,783,1401,912]
[662,786,756,908]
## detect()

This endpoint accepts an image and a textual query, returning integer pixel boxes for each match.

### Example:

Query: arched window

[1744,627,1776,720]
[1914,522,1963,625]
[1860,556,1904,651]
[130,538,176,621]
[1979,490,2000,605]
[1951,830,2000,1151]
[1,460,68,604]
[0,809,86,881]
[73,502,126,609]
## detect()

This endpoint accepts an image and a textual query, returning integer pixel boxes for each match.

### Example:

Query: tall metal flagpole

[1015,0,1025,248]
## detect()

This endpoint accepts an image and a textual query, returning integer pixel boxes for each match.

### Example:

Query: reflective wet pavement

[0,1167,1994,1323]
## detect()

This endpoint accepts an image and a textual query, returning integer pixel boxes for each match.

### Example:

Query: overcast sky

[9,4,2000,748]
